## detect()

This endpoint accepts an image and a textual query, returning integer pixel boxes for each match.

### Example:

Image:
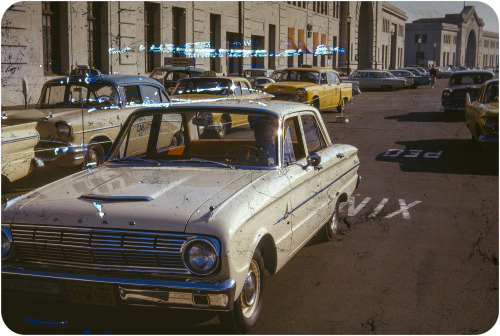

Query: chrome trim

[1,135,39,145]
[273,162,360,225]
[79,194,154,203]
[2,266,236,310]
[73,124,120,135]
[181,238,220,276]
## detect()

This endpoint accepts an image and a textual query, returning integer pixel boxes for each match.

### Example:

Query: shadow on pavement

[375,138,498,176]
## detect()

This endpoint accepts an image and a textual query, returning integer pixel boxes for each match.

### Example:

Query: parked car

[1,122,42,186]
[270,70,283,81]
[243,68,275,78]
[465,79,498,144]
[265,66,353,112]
[441,70,495,116]
[1,67,170,168]
[170,75,273,137]
[149,66,207,92]
[436,67,453,78]
[349,70,407,91]
[388,70,415,88]
[248,76,275,90]
[400,68,431,86]
[1,100,361,333]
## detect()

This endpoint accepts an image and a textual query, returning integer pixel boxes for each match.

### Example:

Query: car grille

[10,224,192,275]
[271,93,300,102]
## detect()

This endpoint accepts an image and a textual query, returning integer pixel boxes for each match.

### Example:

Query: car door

[282,112,343,253]
[328,71,341,107]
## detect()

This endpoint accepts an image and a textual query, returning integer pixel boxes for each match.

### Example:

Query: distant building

[404,6,498,68]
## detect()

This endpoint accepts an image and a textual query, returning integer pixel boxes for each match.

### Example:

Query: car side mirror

[306,152,323,170]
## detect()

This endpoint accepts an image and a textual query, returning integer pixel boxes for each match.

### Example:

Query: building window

[383,19,390,33]
[42,2,61,74]
[172,7,186,58]
[145,2,160,72]
[87,2,105,70]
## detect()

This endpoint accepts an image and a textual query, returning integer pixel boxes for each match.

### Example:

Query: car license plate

[67,282,117,307]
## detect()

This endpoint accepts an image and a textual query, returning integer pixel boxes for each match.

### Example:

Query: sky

[389,1,499,32]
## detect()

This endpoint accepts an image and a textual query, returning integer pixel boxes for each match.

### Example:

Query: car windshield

[449,73,494,86]
[172,78,233,95]
[280,70,319,83]
[37,83,120,108]
[485,82,499,103]
[109,109,280,168]
[151,69,202,82]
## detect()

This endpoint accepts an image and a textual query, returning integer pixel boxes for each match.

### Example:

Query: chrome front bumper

[2,267,236,311]
[36,138,85,167]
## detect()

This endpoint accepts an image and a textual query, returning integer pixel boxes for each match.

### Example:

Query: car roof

[451,70,494,75]
[283,67,337,73]
[147,99,317,118]
[45,74,163,86]
[152,66,207,72]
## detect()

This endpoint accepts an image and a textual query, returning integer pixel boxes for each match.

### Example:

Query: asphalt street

[2,78,498,334]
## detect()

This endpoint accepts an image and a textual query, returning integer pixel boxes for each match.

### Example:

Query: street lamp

[346,15,351,73]
[337,14,351,123]
[416,37,421,66]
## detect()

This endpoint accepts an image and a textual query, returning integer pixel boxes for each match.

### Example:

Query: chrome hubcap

[240,259,260,318]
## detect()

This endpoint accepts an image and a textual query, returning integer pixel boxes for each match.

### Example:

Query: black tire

[83,142,106,167]
[219,249,265,333]
[381,85,391,91]
[323,202,340,241]
[337,97,346,113]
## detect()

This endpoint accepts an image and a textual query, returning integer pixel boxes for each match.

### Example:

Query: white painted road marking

[339,197,422,220]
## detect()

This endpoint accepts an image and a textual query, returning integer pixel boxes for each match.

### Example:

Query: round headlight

[1,227,13,260]
[56,122,72,138]
[296,88,307,95]
[182,239,218,275]
[442,91,451,98]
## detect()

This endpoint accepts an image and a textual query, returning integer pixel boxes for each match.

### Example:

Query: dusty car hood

[3,165,265,233]
[484,102,499,115]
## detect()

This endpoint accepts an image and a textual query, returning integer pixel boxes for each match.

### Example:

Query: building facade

[1,1,407,109]
[404,6,499,68]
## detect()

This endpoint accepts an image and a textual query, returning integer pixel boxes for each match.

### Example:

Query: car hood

[1,107,98,125]
[267,81,318,90]
[3,165,265,233]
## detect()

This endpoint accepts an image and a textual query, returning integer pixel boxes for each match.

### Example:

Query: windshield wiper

[168,158,235,170]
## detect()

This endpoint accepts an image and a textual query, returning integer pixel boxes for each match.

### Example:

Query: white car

[2,100,360,332]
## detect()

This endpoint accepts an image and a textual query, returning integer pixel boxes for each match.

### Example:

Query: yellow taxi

[265,66,352,113]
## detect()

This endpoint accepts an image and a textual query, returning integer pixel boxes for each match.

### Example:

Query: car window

[240,81,251,95]
[118,114,184,159]
[172,78,232,95]
[122,85,143,106]
[233,82,242,96]
[283,117,306,164]
[142,85,164,104]
[485,82,499,103]
[111,111,279,168]
[450,73,494,85]
[328,72,340,85]
[301,114,327,153]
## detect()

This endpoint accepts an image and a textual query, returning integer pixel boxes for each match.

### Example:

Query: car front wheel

[324,202,340,241]
[219,249,265,333]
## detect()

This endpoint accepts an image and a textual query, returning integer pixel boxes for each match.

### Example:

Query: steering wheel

[96,95,119,106]
[224,145,260,164]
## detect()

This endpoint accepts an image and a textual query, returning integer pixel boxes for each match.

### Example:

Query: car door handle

[336,153,344,159]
